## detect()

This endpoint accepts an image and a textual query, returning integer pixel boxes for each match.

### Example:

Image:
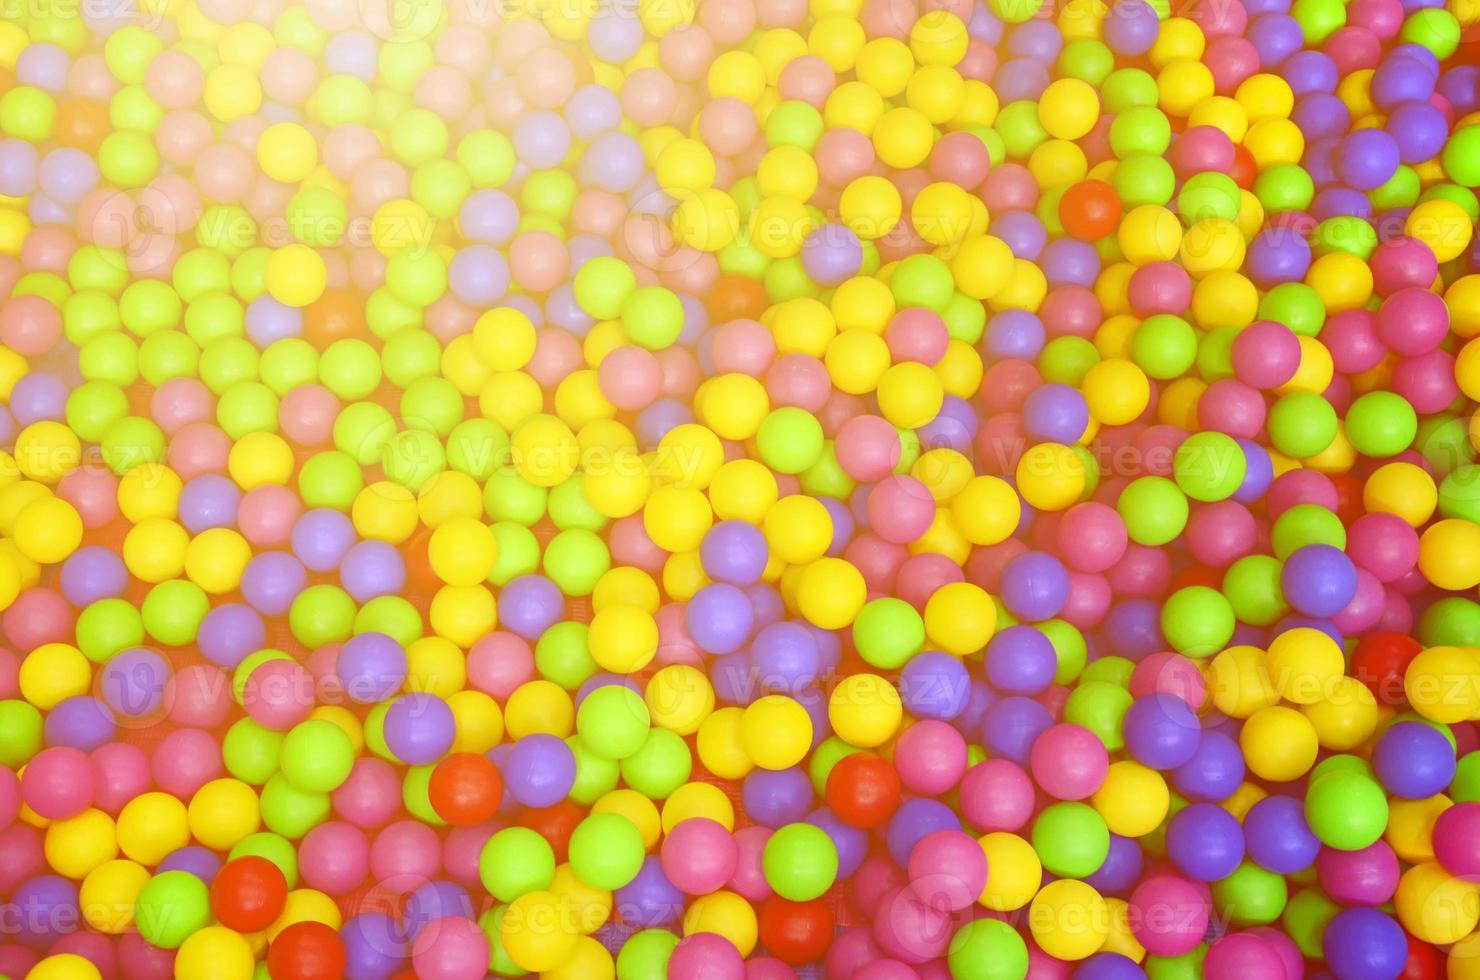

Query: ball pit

[0,0,1479,977]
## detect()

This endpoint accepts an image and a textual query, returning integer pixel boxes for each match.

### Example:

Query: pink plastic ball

[20,746,94,820]
[1129,653,1208,709]
[466,633,535,700]
[893,720,967,795]
[1129,874,1210,956]
[411,916,491,980]
[370,820,443,892]
[959,759,1035,833]
[728,826,773,902]
[598,346,662,411]
[166,665,233,729]
[333,758,404,830]
[1434,802,1480,880]
[151,728,223,799]
[906,829,987,912]
[1376,288,1448,356]
[299,820,371,896]
[868,476,938,546]
[242,658,315,731]
[661,817,739,895]
[668,934,745,980]
[1056,502,1128,573]
[1204,933,1287,980]
[90,742,151,815]
[836,416,902,483]
[1029,724,1109,800]
[1230,321,1301,389]
[873,886,953,964]
[1316,840,1400,906]
[2,589,74,651]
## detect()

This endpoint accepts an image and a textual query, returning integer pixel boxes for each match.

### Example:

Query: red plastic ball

[428,753,504,827]
[267,921,347,980]
[758,896,834,965]
[516,799,585,862]
[825,752,902,829]
[1058,180,1121,241]
[1401,934,1443,980]
[1351,631,1422,705]
[209,856,288,934]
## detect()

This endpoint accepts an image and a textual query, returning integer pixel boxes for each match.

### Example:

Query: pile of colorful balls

[1,0,1480,975]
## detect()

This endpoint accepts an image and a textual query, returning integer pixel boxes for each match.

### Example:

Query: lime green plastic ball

[762,822,841,903]
[1268,392,1339,459]
[279,719,355,793]
[1345,391,1417,458]
[260,773,332,839]
[535,622,596,691]
[1117,476,1189,546]
[567,812,645,889]
[223,718,285,786]
[620,728,693,800]
[141,580,210,647]
[135,872,211,949]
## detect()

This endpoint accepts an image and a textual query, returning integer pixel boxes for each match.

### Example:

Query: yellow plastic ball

[472,308,537,371]
[12,497,82,565]
[644,665,714,735]
[1404,646,1480,725]
[1406,198,1472,262]
[13,421,80,484]
[950,476,1022,546]
[1300,677,1379,751]
[24,955,102,980]
[176,926,255,980]
[183,527,251,594]
[872,107,935,169]
[264,244,326,308]
[683,890,759,956]
[116,792,190,866]
[662,781,735,833]
[504,679,575,739]
[1016,442,1087,511]
[977,832,1042,911]
[257,123,318,184]
[1038,78,1100,140]
[227,431,294,489]
[877,362,945,428]
[739,695,813,770]
[1264,627,1345,705]
[117,464,182,522]
[502,890,579,973]
[1395,863,1480,945]
[45,808,118,879]
[697,708,754,780]
[447,690,503,754]
[923,581,997,656]
[79,859,149,934]
[795,557,866,630]
[829,673,902,748]
[353,482,420,544]
[1240,705,1319,782]
[1031,879,1109,961]
[1363,461,1436,527]
[186,778,261,851]
[1207,645,1279,719]
[588,605,659,674]
[1419,519,1480,591]
[1092,761,1170,837]
[19,642,90,711]
[764,494,832,565]
[428,584,497,648]
[426,517,498,587]
[840,175,903,241]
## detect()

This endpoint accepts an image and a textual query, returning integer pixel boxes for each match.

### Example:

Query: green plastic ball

[762,822,839,901]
